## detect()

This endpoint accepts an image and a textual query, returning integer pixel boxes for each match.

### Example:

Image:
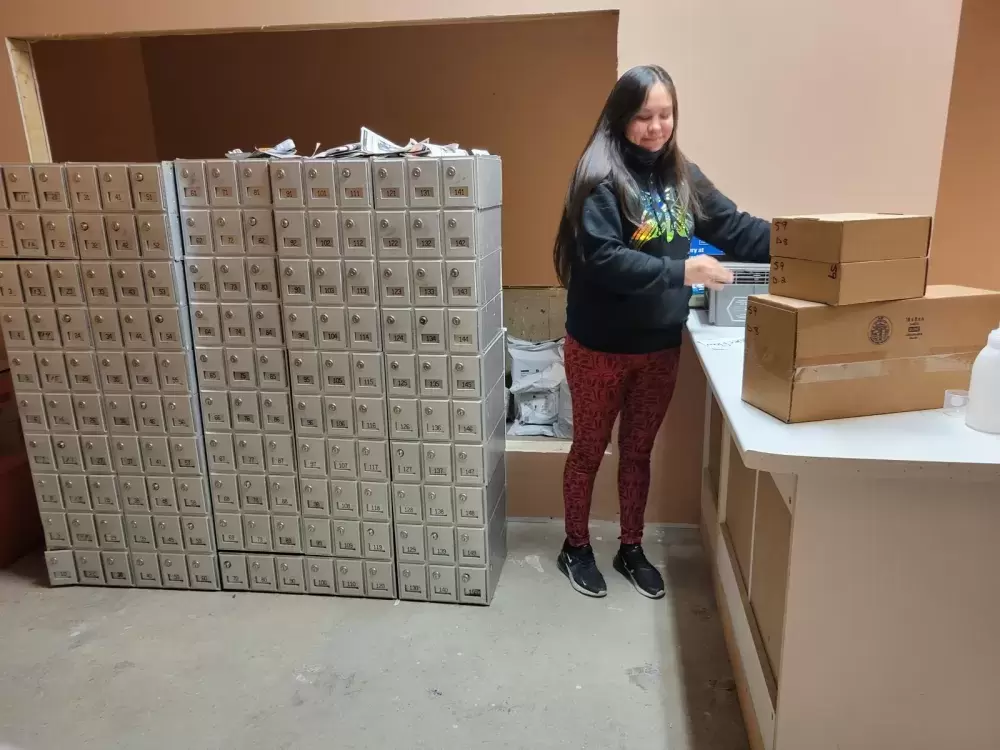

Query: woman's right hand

[684,255,734,290]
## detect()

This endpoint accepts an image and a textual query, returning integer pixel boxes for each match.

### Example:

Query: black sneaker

[613,544,665,599]
[557,540,607,598]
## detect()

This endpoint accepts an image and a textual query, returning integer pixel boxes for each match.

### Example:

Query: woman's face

[625,81,674,152]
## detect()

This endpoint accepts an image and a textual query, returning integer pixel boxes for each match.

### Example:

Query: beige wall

[932,0,1000,289]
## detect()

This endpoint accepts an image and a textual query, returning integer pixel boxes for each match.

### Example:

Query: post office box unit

[210,209,244,254]
[0,308,31,349]
[175,160,208,208]
[360,481,390,522]
[457,526,488,568]
[33,473,63,512]
[453,390,501,447]
[269,161,304,208]
[306,557,336,593]
[9,352,40,392]
[348,352,381,395]
[331,479,361,518]
[150,307,189,350]
[181,210,214,256]
[102,552,134,587]
[235,434,266,474]
[420,399,452,442]
[322,395,354,436]
[95,165,132,211]
[17,393,46,432]
[206,160,240,207]
[225,347,258,390]
[454,441,490,486]
[418,355,450,398]
[276,556,306,592]
[25,434,56,472]
[389,398,420,440]
[312,259,344,304]
[429,564,459,602]
[74,551,105,586]
[347,308,380,352]
[65,164,101,212]
[118,476,149,512]
[303,160,337,208]
[130,396,165,435]
[170,436,203,475]
[66,353,99,393]
[255,348,289,390]
[392,482,423,523]
[11,214,44,258]
[423,444,453,483]
[237,161,271,207]
[137,214,182,260]
[80,262,116,305]
[307,210,341,257]
[396,524,426,563]
[364,560,395,598]
[110,262,145,306]
[302,518,333,557]
[445,259,483,307]
[41,214,77,258]
[426,526,457,566]
[127,352,159,392]
[44,393,76,431]
[0,265,24,303]
[243,514,274,553]
[398,562,429,600]
[182,517,213,553]
[316,307,347,350]
[354,397,387,440]
[162,552,192,588]
[416,309,448,354]
[423,485,454,525]
[140,436,172,475]
[105,396,136,434]
[443,209,477,257]
[292,395,324,436]
[163,395,198,435]
[4,165,37,210]
[247,258,278,302]
[112,438,144,476]
[129,163,176,214]
[373,160,406,210]
[220,553,249,590]
[215,259,249,302]
[56,309,91,350]
[452,332,505,400]
[68,511,99,549]
[458,567,490,605]
[237,475,266,512]
[33,164,70,211]
[28,307,61,350]
[378,260,412,307]
[132,552,163,588]
[321,352,352,394]
[215,514,245,551]
[408,210,443,258]
[261,392,292,433]
[340,211,374,258]
[230,392,262,432]
[335,159,372,209]
[73,394,106,433]
[327,437,358,479]
[343,259,377,305]
[48,262,84,305]
[88,309,123,349]
[157,353,194,393]
[195,348,227,390]
[333,520,362,558]
[52,434,85,473]
[40,511,71,549]
[143,261,183,306]
[268,475,299,514]
[97,352,129,392]
[60,475,91,511]
[265,434,296,475]
[95,513,127,551]
[301,478,332,517]
[391,442,422,483]
[210,475,240,514]
[176,477,210,515]
[272,516,303,555]
[336,559,365,596]
[385,354,417,398]
[375,210,409,258]
[358,440,389,481]
[244,210,276,256]
[275,210,308,257]
[284,306,316,349]
[411,260,445,307]
[448,297,503,354]
[187,554,220,590]
[290,351,321,394]
[118,308,153,350]
[185,259,218,302]
[251,302,283,345]
[0,214,13,258]
[105,215,140,259]
[19,263,52,304]
[74,215,110,259]
[200,393,231,431]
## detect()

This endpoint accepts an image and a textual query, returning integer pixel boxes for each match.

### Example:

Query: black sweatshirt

[565,144,771,353]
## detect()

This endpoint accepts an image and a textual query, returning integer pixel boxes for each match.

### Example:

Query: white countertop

[686,310,1000,480]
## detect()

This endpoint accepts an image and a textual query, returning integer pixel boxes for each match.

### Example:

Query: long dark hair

[553,65,703,287]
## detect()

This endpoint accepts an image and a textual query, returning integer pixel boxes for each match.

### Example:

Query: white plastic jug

[965,324,1000,434]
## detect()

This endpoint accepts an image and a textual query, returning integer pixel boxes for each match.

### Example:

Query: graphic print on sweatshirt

[630,186,691,247]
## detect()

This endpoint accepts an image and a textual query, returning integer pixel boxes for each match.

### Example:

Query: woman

[554,64,770,599]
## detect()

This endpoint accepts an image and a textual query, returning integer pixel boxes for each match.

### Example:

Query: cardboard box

[769,255,927,305]
[770,213,931,263]
[742,285,1000,422]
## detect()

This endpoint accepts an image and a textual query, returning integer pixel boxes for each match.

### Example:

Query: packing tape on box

[793,352,974,383]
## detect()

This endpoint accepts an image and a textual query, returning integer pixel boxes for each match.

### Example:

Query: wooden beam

[5,39,50,162]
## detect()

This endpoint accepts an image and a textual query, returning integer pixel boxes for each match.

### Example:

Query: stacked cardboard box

[743,214,1000,422]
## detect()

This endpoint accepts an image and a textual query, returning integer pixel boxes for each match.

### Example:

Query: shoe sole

[613,556,665,600]
[557,555,607,598]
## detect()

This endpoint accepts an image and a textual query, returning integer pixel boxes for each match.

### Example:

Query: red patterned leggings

[563,335,681,546]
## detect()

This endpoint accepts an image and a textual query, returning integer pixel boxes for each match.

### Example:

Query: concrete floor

[0,520,747,750]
